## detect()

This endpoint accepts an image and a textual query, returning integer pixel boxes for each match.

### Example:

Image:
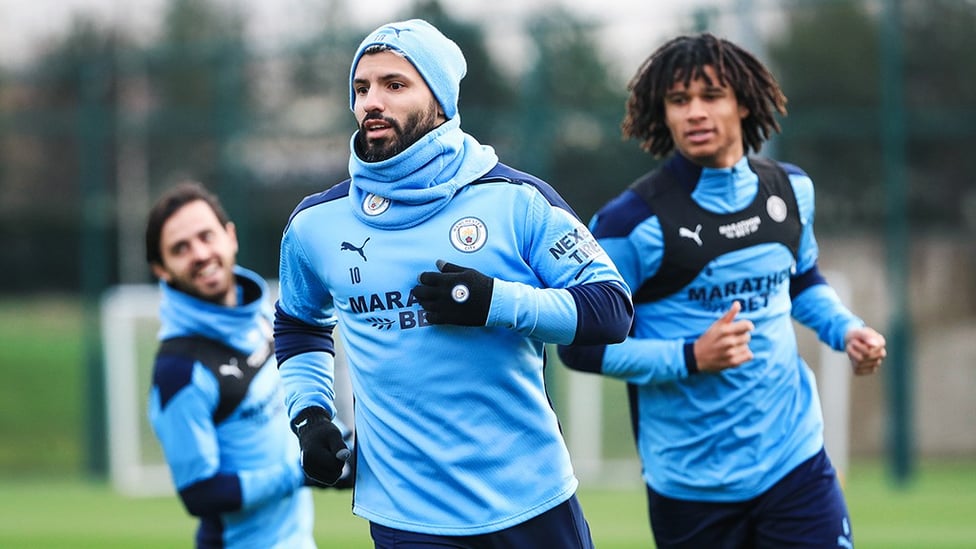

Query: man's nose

[359,88,384,114]
[189,239,211,260]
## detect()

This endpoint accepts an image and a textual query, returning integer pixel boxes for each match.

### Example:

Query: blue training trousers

[648,447,854,549]
[369,493,594,549]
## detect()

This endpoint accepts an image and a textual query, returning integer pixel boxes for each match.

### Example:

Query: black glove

[302,434,356,490]
[291,407,350,487]
[413,259,494,326]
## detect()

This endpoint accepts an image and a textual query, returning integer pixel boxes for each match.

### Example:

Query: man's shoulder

[472,162,544,185]
[590,187,656,239]
[751,156,809,179]
[151,341,200,410]
[285,179,352,228]
[152,335,262,420]
[471,162,579,219]
[590,166,665,239]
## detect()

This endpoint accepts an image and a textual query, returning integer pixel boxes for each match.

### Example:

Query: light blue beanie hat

[349,19,466,120]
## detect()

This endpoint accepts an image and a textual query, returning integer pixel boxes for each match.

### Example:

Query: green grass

[0,477,368,548]
[2,295,975,547]
[1,460,975,548]
[842,460,976,548]
[0,295,86,474]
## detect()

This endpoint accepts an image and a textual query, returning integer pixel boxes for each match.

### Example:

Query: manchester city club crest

[363,193,391,216]
[449,217,487,252]
[766,195,788,223]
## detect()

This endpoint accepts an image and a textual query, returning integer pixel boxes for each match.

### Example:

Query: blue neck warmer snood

[348,117,497,229]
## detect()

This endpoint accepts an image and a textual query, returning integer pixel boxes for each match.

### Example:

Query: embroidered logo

[450,217,487,252]
[341,237,370,262]
[362,194,390,216]
[679,224,703,246]
[451,284,470,303]
[218,359,244,379]
[837,517,853,549]
[719,216,761,239]
[375,25,406,40]
[767,195,788,223]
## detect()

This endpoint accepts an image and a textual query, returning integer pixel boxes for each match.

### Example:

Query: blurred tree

[768,0,976,232]
[767,2,883,233]
[899,0,976,230]
[146,0,250,196]
[140,0,263,265]
[522,7,649,222]
[288,1,362,99]
[0,17,120,290]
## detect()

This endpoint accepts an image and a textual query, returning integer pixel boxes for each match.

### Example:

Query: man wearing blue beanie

[274,18,634,548]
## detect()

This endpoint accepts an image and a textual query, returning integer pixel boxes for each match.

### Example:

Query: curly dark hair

[145,180,230,265]
[622,33,787,157]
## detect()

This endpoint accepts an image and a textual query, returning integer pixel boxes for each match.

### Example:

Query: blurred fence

[3,1,975,291]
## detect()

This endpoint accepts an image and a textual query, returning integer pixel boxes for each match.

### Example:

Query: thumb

[719,301,742,323]
[436,259,465,273]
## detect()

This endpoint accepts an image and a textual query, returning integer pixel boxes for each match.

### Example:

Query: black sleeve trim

[273,303,335,365]
[556,343,606,374]
[178,472,242,516]
[566,280,634,345]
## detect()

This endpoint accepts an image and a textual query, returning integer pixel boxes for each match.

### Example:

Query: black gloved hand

[291,406,350,487]
[413,259,494,326]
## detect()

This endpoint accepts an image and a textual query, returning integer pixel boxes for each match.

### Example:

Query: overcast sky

[0,0,772,76]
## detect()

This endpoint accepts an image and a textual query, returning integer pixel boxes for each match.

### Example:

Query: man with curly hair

[558,33,886,548]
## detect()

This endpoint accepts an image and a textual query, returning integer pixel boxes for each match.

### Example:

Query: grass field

[1,460,976,548]
[2,296,975,547]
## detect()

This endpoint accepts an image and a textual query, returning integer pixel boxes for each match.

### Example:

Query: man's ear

[151,262,170,283]
[226,221,239,256]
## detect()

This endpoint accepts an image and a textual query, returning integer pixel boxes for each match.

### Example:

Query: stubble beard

[356,102,441,163]
[169,262,235,306]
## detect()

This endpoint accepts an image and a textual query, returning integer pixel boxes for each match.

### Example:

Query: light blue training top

[275,120,632,535]
[560,154,863,502]
[149,266,315,548]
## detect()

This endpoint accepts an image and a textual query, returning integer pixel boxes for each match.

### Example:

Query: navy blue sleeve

[590,189,655,240]
[566,280,633,345]
[179,472,243,516]
[683,342,699,375]
[153,354,194,410]
[557,343,606,374]
[789,263,828,300]
[273,303,336,365]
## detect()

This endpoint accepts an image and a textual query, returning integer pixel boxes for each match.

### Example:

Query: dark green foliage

[3,0,976,292]
[519,7,649,220]
[769,0,976,233]
[147,0,251,196]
